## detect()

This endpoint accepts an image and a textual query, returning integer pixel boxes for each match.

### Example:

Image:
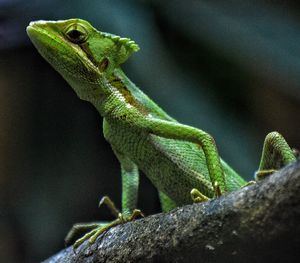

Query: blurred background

[1,0,300,262]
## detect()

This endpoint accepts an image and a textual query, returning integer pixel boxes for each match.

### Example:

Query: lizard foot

[191,181,222,203]
[73,209,143,249]
[65,196,144,249]
[191,188,210,203]
[255,169,277,181]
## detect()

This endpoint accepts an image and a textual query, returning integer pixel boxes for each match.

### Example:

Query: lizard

[26,19,296,248]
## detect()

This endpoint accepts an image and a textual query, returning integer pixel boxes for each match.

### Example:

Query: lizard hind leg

[255,132,296,180]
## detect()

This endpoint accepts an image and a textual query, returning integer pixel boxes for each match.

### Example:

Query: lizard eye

[65,24,88,44]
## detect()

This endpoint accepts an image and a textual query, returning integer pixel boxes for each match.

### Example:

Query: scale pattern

[104,116,246,206]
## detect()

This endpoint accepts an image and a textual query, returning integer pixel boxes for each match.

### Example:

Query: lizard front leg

[139,117,226,196]
[255,131,296,180]
[65,151,143,249]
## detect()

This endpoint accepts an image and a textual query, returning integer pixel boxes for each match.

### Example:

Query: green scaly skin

[26,19,296,248]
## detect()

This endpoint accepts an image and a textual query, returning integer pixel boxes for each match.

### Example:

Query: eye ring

[64,23,88,44]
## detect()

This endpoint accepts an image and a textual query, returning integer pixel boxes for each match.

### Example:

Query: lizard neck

[90,68,148,118]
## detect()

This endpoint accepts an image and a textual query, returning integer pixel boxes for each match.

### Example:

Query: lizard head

[27,19,139,100]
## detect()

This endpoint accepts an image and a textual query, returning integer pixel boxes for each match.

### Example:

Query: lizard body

[103,69,245,206]
[27,19,296,247]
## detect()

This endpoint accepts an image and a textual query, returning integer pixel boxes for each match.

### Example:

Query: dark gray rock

[43,160,300,263]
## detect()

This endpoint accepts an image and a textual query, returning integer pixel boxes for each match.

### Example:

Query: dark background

[1,0,300,262]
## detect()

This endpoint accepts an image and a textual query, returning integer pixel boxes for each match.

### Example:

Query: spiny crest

[101,31,140,53]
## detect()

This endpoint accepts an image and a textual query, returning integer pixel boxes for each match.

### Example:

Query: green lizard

[26,19,296,248]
